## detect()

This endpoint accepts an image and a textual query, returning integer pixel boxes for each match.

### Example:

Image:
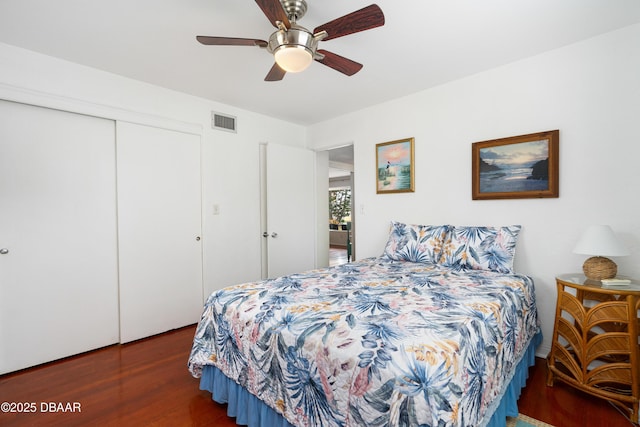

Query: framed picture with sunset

[376,137,415,194]
[472,130,559,200]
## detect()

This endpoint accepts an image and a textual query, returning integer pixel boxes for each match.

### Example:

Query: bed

[189,222,541,427]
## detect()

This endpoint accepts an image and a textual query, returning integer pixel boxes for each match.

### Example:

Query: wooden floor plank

[0,325,633,426]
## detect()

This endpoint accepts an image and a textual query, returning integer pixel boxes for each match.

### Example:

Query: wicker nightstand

[547,274,640,423]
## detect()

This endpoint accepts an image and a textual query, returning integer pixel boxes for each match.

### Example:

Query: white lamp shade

[572,225,630,257]
[274,46,312,73]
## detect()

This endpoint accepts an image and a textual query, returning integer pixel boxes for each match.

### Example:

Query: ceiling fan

[197,0,385,81]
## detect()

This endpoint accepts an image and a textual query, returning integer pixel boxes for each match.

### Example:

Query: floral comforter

[188,257,539,427]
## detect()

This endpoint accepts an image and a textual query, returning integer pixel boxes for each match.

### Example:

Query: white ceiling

[1,1,640,126]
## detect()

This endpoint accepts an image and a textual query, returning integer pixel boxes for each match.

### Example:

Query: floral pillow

[383,221,451,264]
[441,225,521,273]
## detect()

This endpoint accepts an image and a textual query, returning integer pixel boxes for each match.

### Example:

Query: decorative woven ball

[582,256,617,280]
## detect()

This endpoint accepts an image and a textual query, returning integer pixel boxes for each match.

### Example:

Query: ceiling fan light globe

[275,46,313,73]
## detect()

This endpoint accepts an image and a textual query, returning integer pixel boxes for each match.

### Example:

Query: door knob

[271,232,278,238]
[262,232,269,238]
[0,248,8,255]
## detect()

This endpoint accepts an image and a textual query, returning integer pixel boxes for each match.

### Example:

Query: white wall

[307,23,640,356]
[0,42,306,298]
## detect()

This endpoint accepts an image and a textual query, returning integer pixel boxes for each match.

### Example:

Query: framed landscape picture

[472,130,559,200]
[376,137,414,194]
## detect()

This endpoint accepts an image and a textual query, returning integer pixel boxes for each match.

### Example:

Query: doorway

[327,145,354,266]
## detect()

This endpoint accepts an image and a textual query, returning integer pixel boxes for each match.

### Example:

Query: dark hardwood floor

[0,325,635,427]
[0,326,234,427]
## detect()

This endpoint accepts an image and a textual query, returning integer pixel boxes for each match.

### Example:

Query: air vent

[212,112,237,133]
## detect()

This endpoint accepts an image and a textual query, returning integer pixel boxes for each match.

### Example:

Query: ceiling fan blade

[314,4,384,41]
[255,0,291,29]
[265,63,286,81]
[196,36,268,47]
[315,50,363,76]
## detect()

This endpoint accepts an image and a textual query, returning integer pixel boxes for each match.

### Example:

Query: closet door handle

[262,232,269,238]
[271,232,278,238]
[0,248,9,255]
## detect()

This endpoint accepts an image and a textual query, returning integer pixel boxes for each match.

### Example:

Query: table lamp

[573,225,629,280]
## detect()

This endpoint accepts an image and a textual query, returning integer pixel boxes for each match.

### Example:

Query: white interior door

[0,100,119,374]
[116,122,203,343]
[262,143,316,278]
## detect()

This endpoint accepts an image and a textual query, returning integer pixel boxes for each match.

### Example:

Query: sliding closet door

[116,122,203,343]
[0,100,119,374]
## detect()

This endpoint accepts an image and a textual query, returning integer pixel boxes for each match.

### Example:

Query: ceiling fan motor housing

[268,25,317,54]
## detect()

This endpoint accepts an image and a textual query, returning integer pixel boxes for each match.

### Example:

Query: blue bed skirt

[199,331,542,427]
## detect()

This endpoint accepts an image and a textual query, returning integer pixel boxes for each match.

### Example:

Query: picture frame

[376,137,415,194]
[472,130,559,200]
